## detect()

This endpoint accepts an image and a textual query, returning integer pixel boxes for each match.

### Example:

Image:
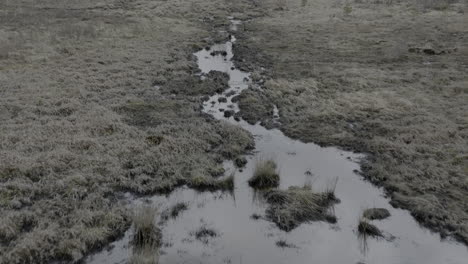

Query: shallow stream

[86,19,468,264]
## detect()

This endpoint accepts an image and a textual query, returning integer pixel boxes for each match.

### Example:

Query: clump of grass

[132,206,161,248]
[363,208,390,220]
[248,159,280,189]
[275,239,297,248]
[264,185,338,231]
[160,202,189,222]
[129,245,159,264]
[169,202,188,218]
[358,218,383,238]
[188,174,234,191]
[324,176,339,200]
[250,213,262,220]
[191,224,218,244]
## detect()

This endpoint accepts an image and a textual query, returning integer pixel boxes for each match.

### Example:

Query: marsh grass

[264,185,338,231]
[169,202,189,218]
[160,202,189,222]
[275,239,298,248]
[129,245,159,264]
[358,217,383,238]
[132,206,160,248]
[248,159,280,189]
[0,1,255,262]
[191,224,218,244]
[324,176,339,200]
[363,208,390,220]
[188,173,234,191]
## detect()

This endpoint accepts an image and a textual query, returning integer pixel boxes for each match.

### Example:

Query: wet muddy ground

[86,22,468,264]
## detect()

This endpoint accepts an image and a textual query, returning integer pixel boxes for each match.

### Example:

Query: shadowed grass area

[248,159,280,189]
[264,185,338,231]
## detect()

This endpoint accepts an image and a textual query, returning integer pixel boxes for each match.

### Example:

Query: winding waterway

[85,18,468,264]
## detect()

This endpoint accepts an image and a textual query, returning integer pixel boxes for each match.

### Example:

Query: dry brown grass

[0,0,257,262]
[358,218,383,238]
[232,0,468,244]
[248,159,280,189]
[264,185,338,231]
[132,206,160,248]
[130,206,160,264]
[188,173,235,191]
[129,245,159,264]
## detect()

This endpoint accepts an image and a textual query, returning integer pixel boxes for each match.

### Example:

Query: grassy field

[0,0,466,262]
[0,0,256,262]
[233,0,468,244]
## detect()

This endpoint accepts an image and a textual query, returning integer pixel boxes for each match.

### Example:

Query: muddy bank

[0,0,258,262]
[232,0,468,244]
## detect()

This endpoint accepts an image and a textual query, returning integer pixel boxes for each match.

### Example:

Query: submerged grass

[248,159,280,189]
[169,202,189,218]
[191,224,218,244]
[160,202,189,222]
[264,185,338,231]
[275,239,298,249]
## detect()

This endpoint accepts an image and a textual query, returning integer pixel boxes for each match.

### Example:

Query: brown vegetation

[0,0,258,262]
[233,0,468,244]
[248,159,280,189]
[264,185,338,231]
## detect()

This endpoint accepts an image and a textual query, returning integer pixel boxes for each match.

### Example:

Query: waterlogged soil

[86,22,468,264]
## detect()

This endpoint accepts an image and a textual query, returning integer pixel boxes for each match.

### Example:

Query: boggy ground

[0,0,259,263]
[233,0,468,244]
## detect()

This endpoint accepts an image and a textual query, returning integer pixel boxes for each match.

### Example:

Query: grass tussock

[363,208,390,220]
[358,218,383,238]
[248,159,280,189]
[129,245,159,264]
[191,224,218,244]
[188,174,234,191]
[264,185,338,231]
[132,206,161,248]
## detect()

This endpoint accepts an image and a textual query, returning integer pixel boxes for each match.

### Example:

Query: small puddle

[86,19,468,264]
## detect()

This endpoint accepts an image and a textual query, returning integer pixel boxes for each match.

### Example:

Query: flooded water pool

[85,18,468,264]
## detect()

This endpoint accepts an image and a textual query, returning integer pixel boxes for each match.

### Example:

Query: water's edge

[85,17,468,264]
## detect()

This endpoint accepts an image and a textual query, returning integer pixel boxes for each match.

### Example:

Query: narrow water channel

[86,19,468,264]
